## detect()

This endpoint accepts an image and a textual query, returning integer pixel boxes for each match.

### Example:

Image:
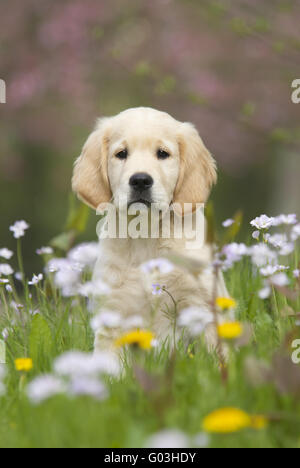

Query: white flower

[9,220,30,239]
[267,234,288,249]
[250,243,277,267]
[141,258,174,275]
[90,310,121,332]
[151,283,164,296]
[54,351,120,378]
[28,274,43,286]
[78,280,111,297]
[273,214,297,226]
[36,246,53,255]
[68,243,99,270]
[27,375,66,404]
[145,429,190,448]
[222,219,234,228]
[15,272,23,282]
[293,269,300,278]
[0,279,9,284]
[270,273,289,287]
[178,306,214,336]
[123,315,145,330]
[5,285,13,293]
[2,328,9,340]
[0,248,13,260]
[0,264,14,276]
[47,258,81,297]
[260,265,288,277]
[252,230,260,240]
[69,377,107,400]
[279,243,294,256]
[250,215,275,230]
[291,224,300,241]
[258,286,271,299]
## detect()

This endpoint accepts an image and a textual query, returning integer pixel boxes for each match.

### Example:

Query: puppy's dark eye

[116,149,128,160]
[157,149,170,160]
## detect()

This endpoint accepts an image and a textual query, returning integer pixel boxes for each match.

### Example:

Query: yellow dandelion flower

[217,321,243,339]
[250,415,268,430]
[14,358,33,372]
[115,330,155,350]
[216,297,237,310]
[203,408,251,433]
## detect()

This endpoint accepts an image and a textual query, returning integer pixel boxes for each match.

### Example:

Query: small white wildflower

[273,214,297,226]
[68,243,99,270]
[54,351,120,378]
[5,285,13,293]
[250,243,277,267]
[9,220,29,239]
[291,224,300,241]
[27,375,66,404]
[0,248,13,260]
[0,264,14,276]
[258,286,271,299]
[252,230,260,240]
[293,269,300,278]
[267,234,288,249]
[250,215,275,230]
[222,219,234,228]
[270,273,289,287]
[123,315,145,330]
[145,429,190,448]
[28,274,43,286]
[141,258,174,275]
[15,272,23,282]
[151,283,164,296]
[0,279,9,284]
[2,328,9,340]
[78,279,111,297]
[279,243,294,256]
[90,310,121,332]
[36,247,53,256]
[69,377,107,400]
[178,306,214,336]
[221,243,249,270]
[260,265,289,277]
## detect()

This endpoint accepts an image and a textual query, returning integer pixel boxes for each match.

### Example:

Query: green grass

[0,249,300,448]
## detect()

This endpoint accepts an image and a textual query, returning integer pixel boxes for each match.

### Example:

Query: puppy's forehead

[109,108,180,144]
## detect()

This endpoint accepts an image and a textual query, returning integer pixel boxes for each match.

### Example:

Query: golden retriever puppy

[72,107,228,352]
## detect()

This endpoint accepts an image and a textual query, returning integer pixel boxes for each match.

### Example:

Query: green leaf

[50,231,76,252]
[29,314,53,369]
[65,194,90,233]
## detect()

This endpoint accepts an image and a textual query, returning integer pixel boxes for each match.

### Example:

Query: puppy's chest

[96,238,173,288]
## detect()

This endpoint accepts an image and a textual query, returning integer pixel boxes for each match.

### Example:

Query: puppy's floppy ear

[72,118,112,210]
[173,122,217,211]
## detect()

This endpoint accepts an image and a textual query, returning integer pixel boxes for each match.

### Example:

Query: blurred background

[0,0,299,274]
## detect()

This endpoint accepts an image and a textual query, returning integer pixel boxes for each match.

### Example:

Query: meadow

[0,209,300,449]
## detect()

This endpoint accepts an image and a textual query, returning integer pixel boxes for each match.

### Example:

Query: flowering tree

[0,0,299,269]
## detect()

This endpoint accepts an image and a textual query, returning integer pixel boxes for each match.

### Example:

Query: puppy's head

[72,107,217,213]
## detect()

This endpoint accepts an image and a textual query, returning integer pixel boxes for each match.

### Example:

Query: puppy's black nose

[129,173,153,192]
